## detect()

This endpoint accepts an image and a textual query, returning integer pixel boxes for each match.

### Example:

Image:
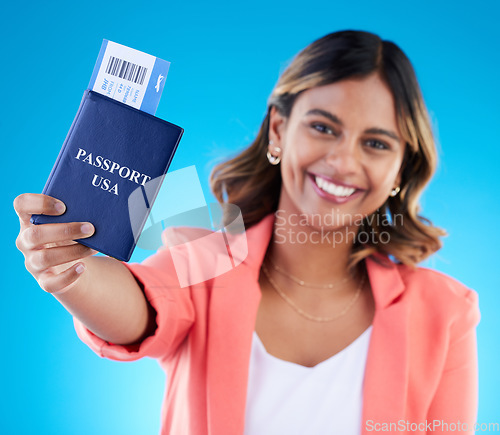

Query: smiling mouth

[308,173,365,204]
[314,175,356,197]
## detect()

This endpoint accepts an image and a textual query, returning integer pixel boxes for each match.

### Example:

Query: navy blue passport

[31,90,183,261]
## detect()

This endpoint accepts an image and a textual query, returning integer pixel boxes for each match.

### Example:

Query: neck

[267,199,361,285]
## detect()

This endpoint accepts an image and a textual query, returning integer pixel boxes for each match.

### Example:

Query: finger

[28,243,96,274]
[45,240,79,249]
[37,262,86,295]
[18,222,95,250]
[14,194,66,229]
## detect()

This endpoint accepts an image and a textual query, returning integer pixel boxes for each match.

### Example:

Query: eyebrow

[306,109,343,126]
[305,109,401,143]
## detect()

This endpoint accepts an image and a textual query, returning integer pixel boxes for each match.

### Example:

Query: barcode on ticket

[105,56,148,85]
[88,40,170,114]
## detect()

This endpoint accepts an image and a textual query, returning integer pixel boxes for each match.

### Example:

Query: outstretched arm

[14,193,156,345]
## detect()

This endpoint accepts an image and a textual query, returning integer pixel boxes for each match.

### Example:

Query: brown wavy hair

[210,30,445,267]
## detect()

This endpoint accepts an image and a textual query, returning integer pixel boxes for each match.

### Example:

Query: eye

[365,139,389,150]
[311,123,335,135]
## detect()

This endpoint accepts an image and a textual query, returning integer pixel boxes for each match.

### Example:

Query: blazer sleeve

[73,246,195,362]
[427,287,480,432]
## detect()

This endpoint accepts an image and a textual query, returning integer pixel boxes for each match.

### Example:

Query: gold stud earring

[390,186,401,197]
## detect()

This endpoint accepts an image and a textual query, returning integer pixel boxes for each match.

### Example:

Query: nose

[323,136,361,175]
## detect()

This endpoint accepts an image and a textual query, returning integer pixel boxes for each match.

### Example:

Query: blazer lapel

[362,255,410,432]
[205,215,274,435]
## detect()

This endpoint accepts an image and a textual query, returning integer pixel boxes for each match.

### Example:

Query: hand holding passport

[30,40,183,261]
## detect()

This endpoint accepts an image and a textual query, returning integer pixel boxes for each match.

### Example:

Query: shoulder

[397,263,477,302]
[396,263,480,333]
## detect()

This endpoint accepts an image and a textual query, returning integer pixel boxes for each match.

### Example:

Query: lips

[308,173,365,204]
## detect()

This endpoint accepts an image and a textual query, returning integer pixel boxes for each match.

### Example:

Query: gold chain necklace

[266,255,354,289]
[261,262,365,323]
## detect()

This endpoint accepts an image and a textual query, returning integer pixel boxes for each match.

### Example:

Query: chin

[292,206,362,230]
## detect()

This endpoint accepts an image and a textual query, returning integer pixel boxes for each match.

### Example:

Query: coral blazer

[74,213,480,435]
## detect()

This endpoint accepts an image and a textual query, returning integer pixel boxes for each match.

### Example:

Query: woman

[14,30,479,434]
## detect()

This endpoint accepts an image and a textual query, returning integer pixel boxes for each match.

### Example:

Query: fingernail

[54,201,66,213]
[81,223,94,234]
[75,264,85,274]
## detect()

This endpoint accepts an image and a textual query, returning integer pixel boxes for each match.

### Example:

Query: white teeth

[314,176,356,197]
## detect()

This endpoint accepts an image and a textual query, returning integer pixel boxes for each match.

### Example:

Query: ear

[394,145,409,189]
[391,169,403,195]
[394,172,402,189]
[268,106,287,152]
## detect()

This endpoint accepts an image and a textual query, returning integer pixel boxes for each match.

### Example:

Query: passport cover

[31,90,184,261]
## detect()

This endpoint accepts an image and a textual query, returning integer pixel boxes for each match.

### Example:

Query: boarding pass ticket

[88,40,170,115]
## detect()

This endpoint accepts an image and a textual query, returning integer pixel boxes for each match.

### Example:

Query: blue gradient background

[1,0,498,433]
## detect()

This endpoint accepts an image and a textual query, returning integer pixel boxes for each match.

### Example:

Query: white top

[244,326,373,435]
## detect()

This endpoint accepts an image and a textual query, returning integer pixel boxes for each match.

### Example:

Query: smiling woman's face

[268,72,406,230]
